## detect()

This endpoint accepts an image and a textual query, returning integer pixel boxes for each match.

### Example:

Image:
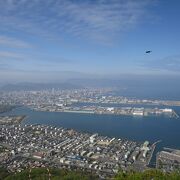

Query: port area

[156,147,180,172]
[127,140,160,172]
[32,105,179,118]
[0,115,26,125]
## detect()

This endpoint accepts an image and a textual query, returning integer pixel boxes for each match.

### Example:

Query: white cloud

[0,51,24,59]
[0,35,31,48]
[0,0,153,43]
[141,55,180,73]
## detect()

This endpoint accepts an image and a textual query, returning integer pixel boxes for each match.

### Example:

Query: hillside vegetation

[1,168,180,180]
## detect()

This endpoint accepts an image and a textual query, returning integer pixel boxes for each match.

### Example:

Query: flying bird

[146,50,152,53]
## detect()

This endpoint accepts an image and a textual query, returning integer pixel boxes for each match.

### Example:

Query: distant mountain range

[0,82,83,91]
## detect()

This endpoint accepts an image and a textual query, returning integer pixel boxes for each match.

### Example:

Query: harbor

[1,106,180,175]
[32,105,179,118]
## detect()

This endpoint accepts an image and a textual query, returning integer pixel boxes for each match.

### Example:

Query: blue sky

[0,0,180,82]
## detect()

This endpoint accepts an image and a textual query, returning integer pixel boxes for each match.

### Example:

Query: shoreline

[31,108,179,119]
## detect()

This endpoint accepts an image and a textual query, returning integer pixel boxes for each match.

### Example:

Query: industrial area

[156,148,180,172]
[0,89,179,118]
[33,105,178,118]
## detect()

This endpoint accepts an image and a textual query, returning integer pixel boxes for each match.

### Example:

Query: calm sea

[2,106,180,157]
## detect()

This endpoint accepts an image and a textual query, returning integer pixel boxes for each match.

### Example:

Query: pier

[172,110,179,118]
[147,140,162,167]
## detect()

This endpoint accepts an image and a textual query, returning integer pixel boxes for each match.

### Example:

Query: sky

[0,0,180,83]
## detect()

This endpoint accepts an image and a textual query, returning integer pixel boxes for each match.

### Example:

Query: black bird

[146,50,152,53]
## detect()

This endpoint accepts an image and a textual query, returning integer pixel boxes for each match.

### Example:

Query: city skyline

[0,0,180,82]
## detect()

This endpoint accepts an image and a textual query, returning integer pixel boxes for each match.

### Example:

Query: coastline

[31,107,179,118]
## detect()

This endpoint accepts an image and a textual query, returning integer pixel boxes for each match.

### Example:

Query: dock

[172,110,179,118]
[147,140,162,166]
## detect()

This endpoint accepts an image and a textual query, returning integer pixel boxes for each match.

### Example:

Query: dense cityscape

[1,88,180,107]
[0,88,180,178]
[0,123,153,178]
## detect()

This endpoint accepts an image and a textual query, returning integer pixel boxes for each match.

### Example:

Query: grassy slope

[1,168,180,180]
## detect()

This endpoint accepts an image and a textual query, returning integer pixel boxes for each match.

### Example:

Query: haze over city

[0,0,180,83]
